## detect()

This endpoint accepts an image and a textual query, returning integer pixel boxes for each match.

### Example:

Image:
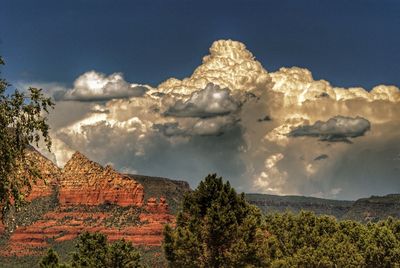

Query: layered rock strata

[22,148,61,201]
[0,151,175,257]
[59,152,144,206]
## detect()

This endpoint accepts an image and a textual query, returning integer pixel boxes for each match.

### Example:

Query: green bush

[40,232,143,268]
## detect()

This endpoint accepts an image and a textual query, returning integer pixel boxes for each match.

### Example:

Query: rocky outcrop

[59,152,144,206]
[0,206,174,257]
[146,197,169,214]
[22,149,61,201]
[0,151,179,258]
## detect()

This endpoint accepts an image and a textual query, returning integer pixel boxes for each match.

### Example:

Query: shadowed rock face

[59,152,144,206]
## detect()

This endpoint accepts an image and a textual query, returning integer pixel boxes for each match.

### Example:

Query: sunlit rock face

[59,151,144,206]
[42,39,400,200]
[18,148,61,201]
[145,197,169,215]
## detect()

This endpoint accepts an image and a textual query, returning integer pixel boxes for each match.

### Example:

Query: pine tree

[163,174,270,268]
[71,232,109,267]
[108,239,143,268]
[40,248,69,268]
[70,232,143,268]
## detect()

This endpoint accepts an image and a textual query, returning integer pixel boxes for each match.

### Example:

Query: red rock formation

[159,197,169,214]
[0,151,176,258]
[59,152,144,206]
[24,149,61,201]
[0,222,5,236]
[146,197,158,212]
[0,207,174,257]
[146,197,169,214]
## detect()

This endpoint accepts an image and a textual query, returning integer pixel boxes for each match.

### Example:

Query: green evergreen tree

[108,239,143,268]
[71,232,109,267]
[163,174,269,268]
[71,232,143,268]
[264,211,400,267]
[40,248,70,268]
[40,248,61,268]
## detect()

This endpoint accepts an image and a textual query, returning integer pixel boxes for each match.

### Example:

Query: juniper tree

[71,232,143,268]
[163,174,270,268]
[40,248,69,268]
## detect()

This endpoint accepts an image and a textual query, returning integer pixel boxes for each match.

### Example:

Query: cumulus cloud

[36,39,400,200]
[253,153,288,194]
[289,116,371,143]
[153,116,238,137]
[164,83,238,118]
[63,71,151,101]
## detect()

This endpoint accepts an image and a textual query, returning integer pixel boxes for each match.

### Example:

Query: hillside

[126,174,191,214]
[342,194,400,221]
[246,193,353,219]
[0,149,188,267]
[246,193,400,222]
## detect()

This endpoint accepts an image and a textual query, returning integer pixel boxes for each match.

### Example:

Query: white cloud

[63,71,151,101]
[41,39,400,199]
[164,83,238,118]
[253,153,289,194]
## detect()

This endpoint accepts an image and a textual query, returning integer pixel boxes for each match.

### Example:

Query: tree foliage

[0,56,54,218]
[71,232,109,267]
[264,211,400,267]
[163,174,270,267]
[108,238,143,268]
[39,232,143,268]
[40,248,69,268]
[163,174,400,267]
[71,232,143,267]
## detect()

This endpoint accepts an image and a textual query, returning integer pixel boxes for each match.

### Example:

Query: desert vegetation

[37,174,400,267]
[163,174,400,267]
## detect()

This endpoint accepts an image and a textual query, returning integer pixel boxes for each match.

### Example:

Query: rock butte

[59,151,144,207]
[23,149,61,202]
[0,149,175,257]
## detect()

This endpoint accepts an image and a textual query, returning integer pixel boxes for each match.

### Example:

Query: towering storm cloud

[37,40,400,200]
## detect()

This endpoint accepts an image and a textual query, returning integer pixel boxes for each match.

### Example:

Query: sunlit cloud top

[28,39,400,200]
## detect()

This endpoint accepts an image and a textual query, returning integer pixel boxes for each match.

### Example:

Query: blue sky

[1,0,399,198]
[1,0,399,89]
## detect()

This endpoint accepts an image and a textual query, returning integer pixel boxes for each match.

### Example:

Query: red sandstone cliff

[59,152,144,207]
[0,151,177,257]
[24,149,61,201]
[4,147,61,203]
